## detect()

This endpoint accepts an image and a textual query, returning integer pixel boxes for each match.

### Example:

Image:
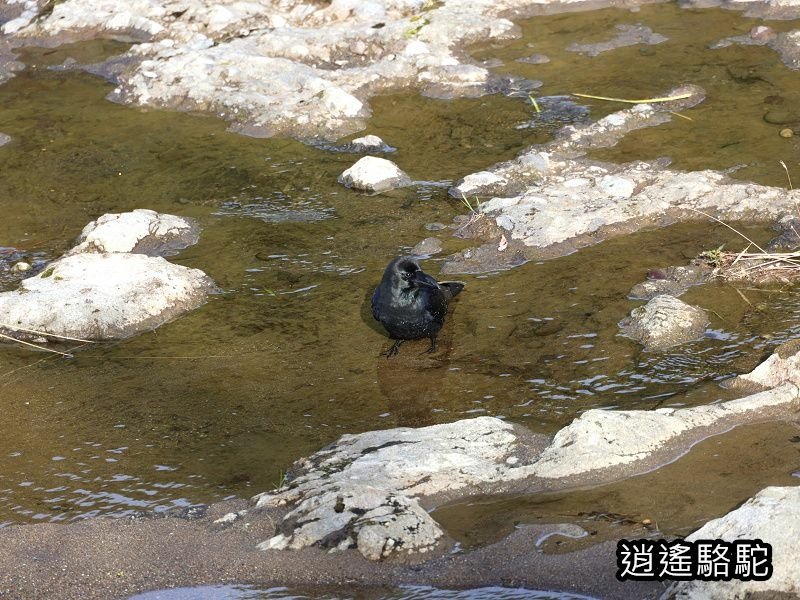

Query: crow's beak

[411,270,437,289]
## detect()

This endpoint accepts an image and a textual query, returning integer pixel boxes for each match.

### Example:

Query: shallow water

[129,585,597,600]
[435,420,800,550]
[0,4,799,543]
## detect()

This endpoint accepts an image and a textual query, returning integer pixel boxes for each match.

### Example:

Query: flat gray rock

[628,264,712,300]
[411,237,443,256]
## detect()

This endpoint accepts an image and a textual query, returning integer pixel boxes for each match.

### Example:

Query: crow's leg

[423,335,438,354]
[386,339,405,357]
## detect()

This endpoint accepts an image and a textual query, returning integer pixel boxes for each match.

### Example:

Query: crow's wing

[422,286,449,323]
[371,285,383,321]
[438,281,464,301]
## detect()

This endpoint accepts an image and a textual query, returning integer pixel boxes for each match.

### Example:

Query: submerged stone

[515,53,550,64]
[619,295,708,351]
[628,264,713,300]
[566,23,668,57]
[411,237,443,256]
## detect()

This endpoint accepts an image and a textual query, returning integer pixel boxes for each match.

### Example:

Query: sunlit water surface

[0,4,799,548]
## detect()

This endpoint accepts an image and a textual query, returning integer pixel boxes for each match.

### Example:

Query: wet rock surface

[513,95,592,130]
[442,85,800,275]
[324,134,396,154]
[0,246,49,290]
[338,155,411,192]
[411,236,443,256]
[628,264,713,300]
[67,209,201,257]
[767,215,800,251]
[619,295,709,351]
[667,486,800,599]
[7,0,536,140]
[244,361,800,562]
[0,210,215,341]
[566,23,668,56]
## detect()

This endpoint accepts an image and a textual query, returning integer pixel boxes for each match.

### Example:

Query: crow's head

[391,257,421,290]
[387,256,438,292]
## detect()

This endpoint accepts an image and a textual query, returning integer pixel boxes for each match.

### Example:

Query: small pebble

[12,261,30,272]
[780,128,794,138]
[425,222,446,231]
[642,518,652,526]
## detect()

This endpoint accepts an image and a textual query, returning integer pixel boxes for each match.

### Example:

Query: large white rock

[250,376,800,560]
[0,253,215,340]
[527,383,799,479]
[668,486,800,599]
[6,0,529,139]
[338,156,411,192]
[0,210,215,341]
[726,339,800,390]
[254,416,522,559]
[443,87,800,273]
[619,294,709,351]
[68,209,199,256]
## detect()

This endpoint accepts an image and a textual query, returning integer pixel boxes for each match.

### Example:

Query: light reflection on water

[1,3,800,531]
[128,585,598,600]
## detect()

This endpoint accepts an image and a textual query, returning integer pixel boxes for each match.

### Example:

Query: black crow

[371,256,464,357]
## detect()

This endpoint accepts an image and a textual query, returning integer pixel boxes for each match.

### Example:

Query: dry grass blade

[734,288,754,308]
[669,111,693,122]
[731,243,752,267]
[687,207,769,254]
[0,321,95,343]
[739,257,794,273]
[0,354,56,383]
[572,92,693,104]
[0,332,74,357]
[780,160,793,191]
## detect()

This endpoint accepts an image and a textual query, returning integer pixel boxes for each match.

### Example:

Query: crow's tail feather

[439,281,465,300]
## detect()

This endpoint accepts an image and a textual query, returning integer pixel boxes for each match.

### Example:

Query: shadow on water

[0,4,800,550]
